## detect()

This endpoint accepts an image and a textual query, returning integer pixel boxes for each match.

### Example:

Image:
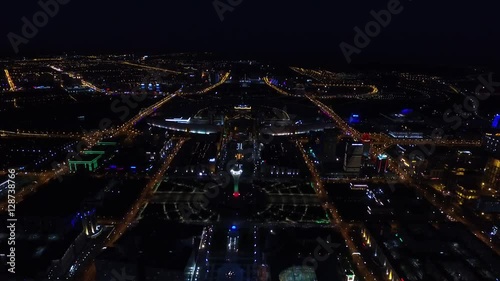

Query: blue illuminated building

[492,114,500,129]
[401,108,413,115]
[349,114,361,124]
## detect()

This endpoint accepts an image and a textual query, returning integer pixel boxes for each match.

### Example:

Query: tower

[361,133,371,157]
[230,167,242,198]
[344,142,363,174]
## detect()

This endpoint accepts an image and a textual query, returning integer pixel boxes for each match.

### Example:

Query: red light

[233,192,240,198]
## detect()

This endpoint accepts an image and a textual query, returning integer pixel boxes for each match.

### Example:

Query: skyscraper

[483,157,500,193]
[344,142,363,174]
[376,154,389,174]
[361,133,371,157]
[322,128,339,163]
[484,133,500,158]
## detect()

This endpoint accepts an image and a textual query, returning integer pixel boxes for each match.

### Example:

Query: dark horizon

[2,0,500,67]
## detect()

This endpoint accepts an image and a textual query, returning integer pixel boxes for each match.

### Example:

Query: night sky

[1,0,499,66]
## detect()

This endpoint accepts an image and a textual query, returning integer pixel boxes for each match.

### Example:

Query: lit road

[409,181,500,255]
[322,177,394,184]
[367,132,481,147]
[120,61,183,75]
[49,65,104,93]
[295,140,378,281]
[47,226,114,280]
[73,138,187,281]
[290,66,379,96]
[105,91,180,139]
[4,69,16,91]
[108,140,187,240]
[0,74,229,212]
[0,92,180,212]
[286,69,481,148]
[305,94,498,255]
[74,78,230,280]
[311,83,379,97]
[0,167,67,212]
[264,81,482,150]
[305,94,362,140]
[290,67,335,83]
[265,81,496,277]
[375,151,500,255]
[263,77,301,97]
[188,226,214,281]
[306,94,481,147]
[0,130,82,139]
[194,72,230,94]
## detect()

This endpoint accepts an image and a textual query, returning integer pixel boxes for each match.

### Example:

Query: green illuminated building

[68,141,117,172]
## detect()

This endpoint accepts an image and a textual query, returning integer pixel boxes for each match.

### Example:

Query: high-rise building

[376,154,389,174]
[321,128,338,163]
[443,150,482,182]
[349,113,361,124]
[484,133,500,158]
[344,142,363,174]
[361,133,371,157]
[492,114,500,129]
[483,157,500,193]
[230,167,242,198]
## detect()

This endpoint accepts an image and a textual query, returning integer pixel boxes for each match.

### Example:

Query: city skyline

[1,2,500,281]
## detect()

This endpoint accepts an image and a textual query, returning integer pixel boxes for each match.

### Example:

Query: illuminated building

[68,142,117,172]
[492,114,500,129]
[69,151,105,172]
[483,157,500,192]
[344,142,363,174]
[455,183,480,204]
[230,167,242,198]
[443,150,484,190]
[185,225,267,281]
[278,266,317,281]
[376,154,389,174]
[349,113,361,124]
[484,133,500,157]
[361,133,371,157]
[350,183,368,190]
[234,105,252,110]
